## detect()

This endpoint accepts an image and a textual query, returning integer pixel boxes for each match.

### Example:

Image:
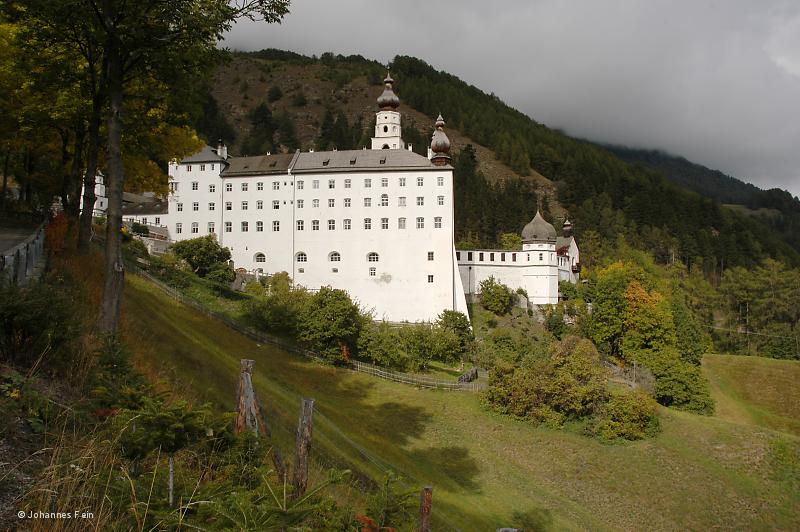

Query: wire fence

[126,261,486,392]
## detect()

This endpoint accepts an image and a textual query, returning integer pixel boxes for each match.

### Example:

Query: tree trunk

[66,123,86,244]
[1,147,9,213]
[419,486,432,532]
[97,42,125,334]
[168,454,174,507]
[78,93,102,253]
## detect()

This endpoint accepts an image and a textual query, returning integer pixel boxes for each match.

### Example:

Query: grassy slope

[122,276,800,531]
[704,353,800,436]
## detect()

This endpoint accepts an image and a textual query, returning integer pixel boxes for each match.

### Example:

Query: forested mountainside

[604,146,800,255]
[196,50,799,272]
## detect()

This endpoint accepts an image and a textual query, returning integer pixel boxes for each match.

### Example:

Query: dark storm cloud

[225,0,800,197]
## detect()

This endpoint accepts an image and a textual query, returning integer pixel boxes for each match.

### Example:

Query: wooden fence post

[234,359,286,480]
[235,359,258,434]
[419,486,432,532]
[292,397,314,500]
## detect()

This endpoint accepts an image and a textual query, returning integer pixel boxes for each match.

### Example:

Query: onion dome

[430,114,452,166]
[377,72,400,110]
[522,211,557,242]
[562,218,573,235]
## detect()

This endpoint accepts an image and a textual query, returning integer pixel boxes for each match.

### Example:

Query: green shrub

[637,347,714,414]
[206,262,236,285]
[123,238,149,262]
[590,390,661,441]
[130,221,149,235]
[435,310,474,361]
[267,85,283,102]
[484,336,608,425]
[297,286,365,361]
[357,322,408,370]
[0,280,80,370]
[479,276,513,315]
[170,235,232,277]
[244,281,310,338]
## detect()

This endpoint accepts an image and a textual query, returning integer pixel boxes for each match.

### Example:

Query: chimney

[217,139,227,159]
[408,144,413,152]
[427,147,433,160]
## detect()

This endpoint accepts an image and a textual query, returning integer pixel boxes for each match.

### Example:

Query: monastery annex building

[121,75,579,322]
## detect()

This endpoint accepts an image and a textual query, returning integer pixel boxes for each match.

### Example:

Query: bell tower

[371,73,404,150]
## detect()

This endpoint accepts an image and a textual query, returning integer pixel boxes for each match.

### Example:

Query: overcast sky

[225,0,800,198]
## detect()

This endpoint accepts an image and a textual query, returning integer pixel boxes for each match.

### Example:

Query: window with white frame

[272,221,280,231]
[242,183,248,191]
[200,164,206,171]
[297,180,304,190]
[272,200,279,210]
[381,177,388,187]
[192,202,199,211]
[176,223,182,233]
[398,217,406,229]
[257,182,263,191]
[343,219,351,230]
[225,201,232,210]
[297,199,304,208]
[427,275,434,283]
[437,176,444,186]
[437,195,444,205]
[328,219,335,230]
[273,181,279,190]
[209,202,215,211]
[225,221,232,232]
[416,217,424,229]
[539,253,544,261]
[380,217,388,229]
[186,165,192,172]
[380,194,388,206]
[297,220,304,231]
[328,179,335,189]
[399,177,406,187]
[226,183,232,192]
[328,199,335,207]
[417,176,424,186]
[364,178,371,188]
[434,216,442,228]
[367,252,379,262]
[169,182,177,193]
[256,221,264,232]
[208,222,215,233]
[312,199,319,208]
[312,180,319,189]
[141,218,148,225]
[364,218,372,230]
[257,200,263,209]
[242,201,248,210]
[416,197,424,206]
[427,251,434,261]
[369,267,376,277]
[209,184,215,193]
[329,251,341,262]
[210,164,214,170]
[192,181,198,190]
[255,253,266,263]
[296,252,307,262]
[364,198,371,207]
[312,220,319,231]
[398,196,406,207]
[241,221,249,232]
[191,222,198,233]
[155,217,160,225]
[177,203,183,212]
[344,198,351,207]
[344,178,351,188]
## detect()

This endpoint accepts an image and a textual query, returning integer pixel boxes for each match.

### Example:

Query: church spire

[376,71,400,110]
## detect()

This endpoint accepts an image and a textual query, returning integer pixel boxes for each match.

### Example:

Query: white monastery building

[122,74,579,321]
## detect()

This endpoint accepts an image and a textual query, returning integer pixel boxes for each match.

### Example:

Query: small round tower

[430,114,451,166]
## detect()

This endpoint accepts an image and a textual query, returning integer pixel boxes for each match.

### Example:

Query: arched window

[329,251,341,262]
[383,125,388,133]
[367,252,379,262]
[382,144,390,149]
[254,253,266,263]
[296,252,307,263]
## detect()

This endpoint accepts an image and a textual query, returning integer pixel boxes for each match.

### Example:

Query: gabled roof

[222,153,295,177]
[181,145,227,164]
[292,149,445,172]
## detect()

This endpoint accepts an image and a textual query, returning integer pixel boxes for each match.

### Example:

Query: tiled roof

[293,149,443,172]
[181,145,226,164]
[222,153,296,177]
